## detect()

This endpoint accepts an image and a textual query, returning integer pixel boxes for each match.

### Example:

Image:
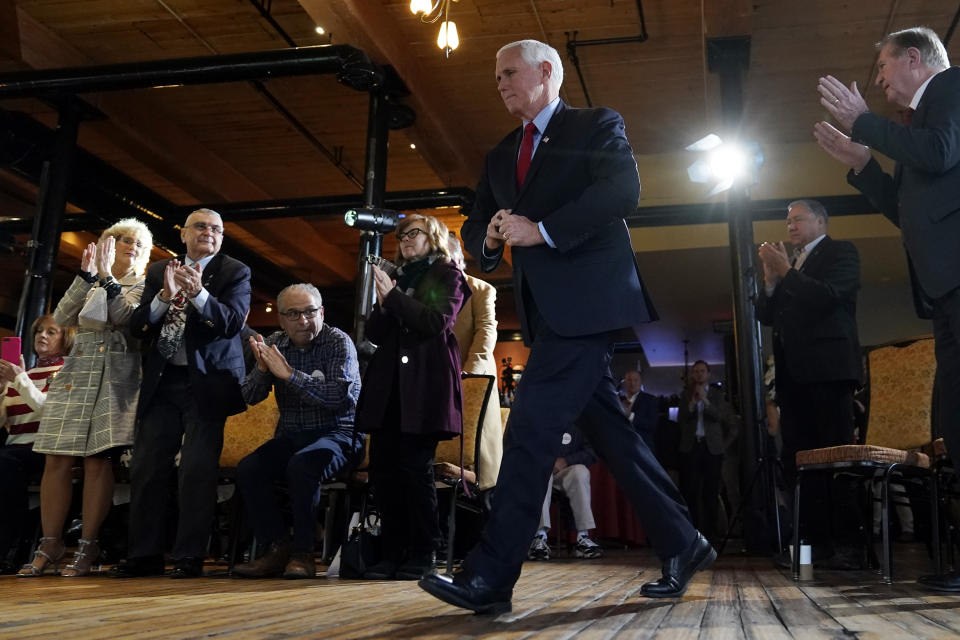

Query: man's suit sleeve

[777,242,860,314]
[129,262,164,340]
[539,109,640,253]
[461,156,503,273]
[756,290,775,327]
[851,77,960,174]
[195,261,251,339]
[847,157,900,228]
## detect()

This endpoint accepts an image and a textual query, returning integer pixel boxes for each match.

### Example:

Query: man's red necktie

[901,108,914,125]
[516,122,536,187]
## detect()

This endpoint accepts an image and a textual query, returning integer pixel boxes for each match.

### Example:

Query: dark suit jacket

[757,236,861,385]
[849,66,960,315]
[355,258,471,439]
[677,387,737,456]
[131,253,251,422]
[626,391,659,441]
[557,426,596,468]
[460,101,656,343]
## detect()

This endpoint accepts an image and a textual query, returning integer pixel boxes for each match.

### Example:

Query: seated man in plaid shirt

[233,283,362,579]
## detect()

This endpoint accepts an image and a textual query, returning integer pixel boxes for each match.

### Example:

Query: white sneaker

[574,536,603,559]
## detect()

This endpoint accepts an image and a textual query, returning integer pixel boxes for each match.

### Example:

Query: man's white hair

[497,39,564,91]
[277,283,323,312]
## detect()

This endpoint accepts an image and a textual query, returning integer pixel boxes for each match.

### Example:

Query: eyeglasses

[115,236,145,249]
[189,222,224,235]
[397,228,425,241]
[279,307,320,321]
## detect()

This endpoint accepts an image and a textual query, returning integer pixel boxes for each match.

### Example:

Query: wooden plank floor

[2,547,960,639]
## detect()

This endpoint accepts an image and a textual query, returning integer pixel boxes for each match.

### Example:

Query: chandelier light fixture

[410,0,459,57]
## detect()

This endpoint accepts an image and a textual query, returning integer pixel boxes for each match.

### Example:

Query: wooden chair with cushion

[218,390,279,567]
[791,336,939,583]
[434,374,496,573]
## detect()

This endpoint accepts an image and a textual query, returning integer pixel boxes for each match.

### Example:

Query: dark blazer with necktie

[848,66,960,316]
[131,252,251,421]
[462,101,656,341]
[757,236,861,385]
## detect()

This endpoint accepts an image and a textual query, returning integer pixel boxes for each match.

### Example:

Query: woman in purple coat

[356,214,471,580]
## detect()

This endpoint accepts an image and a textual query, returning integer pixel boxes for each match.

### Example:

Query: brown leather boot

[282,552,316,579]
[232,541,290,578]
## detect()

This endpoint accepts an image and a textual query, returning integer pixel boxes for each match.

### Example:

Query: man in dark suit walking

[419,39,713,613]
[114,208,251,578]
[814,27,960,589]
[757,199,862,566]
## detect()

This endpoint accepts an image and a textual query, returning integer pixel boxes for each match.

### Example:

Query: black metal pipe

[0,108,299,296]
[352,88,393,349]
[0,44,382,98]
[15,101,81,366]
[706,34,778,555]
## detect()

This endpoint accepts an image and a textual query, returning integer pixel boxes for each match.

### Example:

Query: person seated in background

[23,219,152,578]
[620,370,658,452]
[434,233,503,492]
[0,315,73,573]
[677,360,737,544]
[528,425,603,560]
[232,283,362,579]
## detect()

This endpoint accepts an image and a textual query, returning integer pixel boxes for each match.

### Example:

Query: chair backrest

[219,389,279,468]
[435,374,495,470]
[865,337,936,450]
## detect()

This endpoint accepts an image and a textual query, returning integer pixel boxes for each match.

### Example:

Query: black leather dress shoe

[109,555,166,578]
[640,532,717,598]
[170,557,204,579]
[419,570,513,614]
[918,571,960,592]
[363,559,400,580]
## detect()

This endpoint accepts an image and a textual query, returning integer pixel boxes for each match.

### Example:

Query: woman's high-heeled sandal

[61,538,101,577]
[16,537,65,577]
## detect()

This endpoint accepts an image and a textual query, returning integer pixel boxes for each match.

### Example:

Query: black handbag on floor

[339,495,382,579]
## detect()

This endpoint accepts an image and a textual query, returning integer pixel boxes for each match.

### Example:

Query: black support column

[352,87,391,352]
[14,99,81,366]
[707,36,780,554]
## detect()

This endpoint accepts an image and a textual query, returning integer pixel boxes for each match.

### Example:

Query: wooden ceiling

[0,0,957,359]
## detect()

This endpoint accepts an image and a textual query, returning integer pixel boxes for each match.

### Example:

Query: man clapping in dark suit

[620,369,659,452]
[814,27,960,589]
[419,39,712,614]
[757,200,862,567]
[114,208,250,579]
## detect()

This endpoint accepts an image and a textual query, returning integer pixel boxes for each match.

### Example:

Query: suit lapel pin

[542,136,550,143]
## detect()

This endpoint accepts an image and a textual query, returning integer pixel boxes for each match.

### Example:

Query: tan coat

[452,274,502,490]
[33,274,144,456]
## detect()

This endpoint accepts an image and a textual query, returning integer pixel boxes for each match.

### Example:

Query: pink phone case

[1,337,21,364]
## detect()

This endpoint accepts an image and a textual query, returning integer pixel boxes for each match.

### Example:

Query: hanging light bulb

[409,0,431,15]
[437,21,459,51]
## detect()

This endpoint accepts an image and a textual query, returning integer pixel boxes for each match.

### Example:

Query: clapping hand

[813,121,871,172]
[758,241,791,283]
[161,260,180,302]
[372,264,396,306]
[96,236,116,278]
[174,263,203,299]
[817,76,868,133]
[81,242,98,277]
[249,334,293,380]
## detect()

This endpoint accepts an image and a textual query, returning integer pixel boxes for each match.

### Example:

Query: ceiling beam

[9,6,360,284]
[297,0,482,187]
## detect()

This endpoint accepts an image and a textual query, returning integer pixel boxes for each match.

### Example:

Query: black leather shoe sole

[170,559,204,579]
[418,575,512,615]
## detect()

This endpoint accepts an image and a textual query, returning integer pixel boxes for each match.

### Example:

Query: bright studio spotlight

[686,134,763,197]
[344,207,400,233]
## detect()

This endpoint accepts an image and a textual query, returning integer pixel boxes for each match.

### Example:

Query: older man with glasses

[231,283,362,579]
[114,207,251,578]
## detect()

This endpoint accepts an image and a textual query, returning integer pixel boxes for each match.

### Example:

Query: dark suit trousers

[678,442,723,541]
[236,435,355,553]
[934,287,960,463]
[778,370,858,546]
[463,312,695,589]
[0,445,44,554]
[129,365,226,560]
